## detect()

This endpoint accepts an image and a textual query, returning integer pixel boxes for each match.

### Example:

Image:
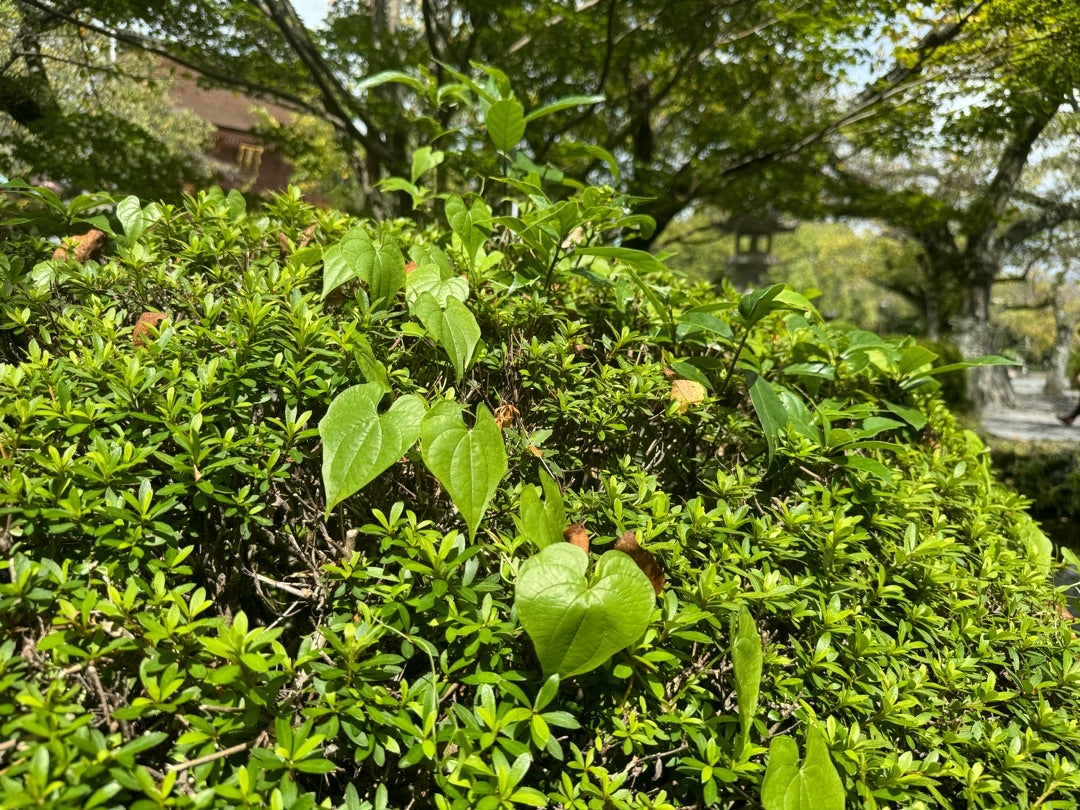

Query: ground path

[981,372,1080,443]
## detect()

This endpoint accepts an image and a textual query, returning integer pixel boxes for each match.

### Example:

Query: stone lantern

[725,210,794,290]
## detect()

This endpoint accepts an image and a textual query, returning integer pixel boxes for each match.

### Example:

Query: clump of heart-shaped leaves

[515,543,656,678]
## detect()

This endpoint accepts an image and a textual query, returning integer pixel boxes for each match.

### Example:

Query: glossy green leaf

[411,146,444,184]
[519,469,566,550]
[411,292,481,380]
[884,402,927,431]
[320,384,426,513]
[445,195,492,262]
[732,606,762,747]
[322,227,405,306]
[353,69,426,94]
[421,400,507,541]
[321,227,366,298]
[747,371,787,465]
[352,335,392,394]
[761,726,845,810]
[515,544,655,678]
[524,94,604,122]
[116,196,161,243]
[676,307,735,343]
[923,355,1018,375]
[486,98,526,151]
[738,283,786,325]
[405,262,469,307]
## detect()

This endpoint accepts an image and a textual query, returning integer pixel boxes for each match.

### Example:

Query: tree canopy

[10,0,1080,407]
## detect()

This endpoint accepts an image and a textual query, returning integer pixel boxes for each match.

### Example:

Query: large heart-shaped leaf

[445,195,492,265]
[421,400,507,541]
[515,544,655,678]
[405,248,469,307]
[322,227,406,307]
[411,292,481,380]
[761,726,845,810]
[319,384,426,513]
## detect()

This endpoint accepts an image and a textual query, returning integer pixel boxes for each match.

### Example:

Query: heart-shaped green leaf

[319,384,426,513]
[420,400,507,541]
[411,291,481,380]
[322,227,405,307]
[410,146,444,184]
[515,544,655,678]
[321,226,366,299]
[445,195,492,265]
[405,248,469,307]
[761,726,845,810]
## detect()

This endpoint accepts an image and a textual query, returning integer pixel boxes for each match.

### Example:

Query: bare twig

[166,740,254,773]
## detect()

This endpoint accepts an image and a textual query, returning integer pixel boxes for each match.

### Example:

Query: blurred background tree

[1,0,214,198]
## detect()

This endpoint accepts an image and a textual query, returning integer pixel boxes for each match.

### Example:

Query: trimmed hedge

[1,182,1078,810]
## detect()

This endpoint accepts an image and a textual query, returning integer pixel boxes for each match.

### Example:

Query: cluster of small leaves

[2,170,1080,810]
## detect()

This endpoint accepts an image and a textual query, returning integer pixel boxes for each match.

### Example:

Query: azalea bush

[2,78,1080,808]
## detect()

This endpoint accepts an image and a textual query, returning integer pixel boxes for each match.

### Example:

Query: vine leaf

[322,227,406,307]
[405,257,469,307]
[518,470,566,550]
[420,401,507,541]
[411,292,481,380]
[515,544,655,678]
[319,384,426,514]
[732,606,763,750]
[761,725,845,810]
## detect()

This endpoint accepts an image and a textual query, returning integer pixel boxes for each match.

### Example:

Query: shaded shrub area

[0,182,1078,810]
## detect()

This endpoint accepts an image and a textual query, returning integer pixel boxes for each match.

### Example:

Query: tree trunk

[1046,274,1075,396]
[952,274,1014,410]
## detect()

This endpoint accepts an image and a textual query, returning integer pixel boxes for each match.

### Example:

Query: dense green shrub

[1,171,1079,810]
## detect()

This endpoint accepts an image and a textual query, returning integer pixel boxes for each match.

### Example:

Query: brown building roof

[162,60,295,132]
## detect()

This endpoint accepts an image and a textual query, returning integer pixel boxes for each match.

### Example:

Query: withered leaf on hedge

[494,402,519,429]
[669,378,706,414]
[614,530,665,594]
[563,521,589,553]
[132,312,167,348]
[53,228,107,263]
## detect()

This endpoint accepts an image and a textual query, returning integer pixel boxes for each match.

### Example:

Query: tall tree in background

[12,0,1080,407]
[10,0,915,223]
[788,1,1080,405]
[1,1,214,198]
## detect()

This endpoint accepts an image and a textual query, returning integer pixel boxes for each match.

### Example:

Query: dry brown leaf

[494,403,519,429]
[133,312,167,348]
[564,521,590,554]
[670,378,707,414]
[53,228,107,262]
[614,530,666,594]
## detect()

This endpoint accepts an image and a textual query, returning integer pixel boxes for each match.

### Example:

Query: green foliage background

[0,180,1078,809]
